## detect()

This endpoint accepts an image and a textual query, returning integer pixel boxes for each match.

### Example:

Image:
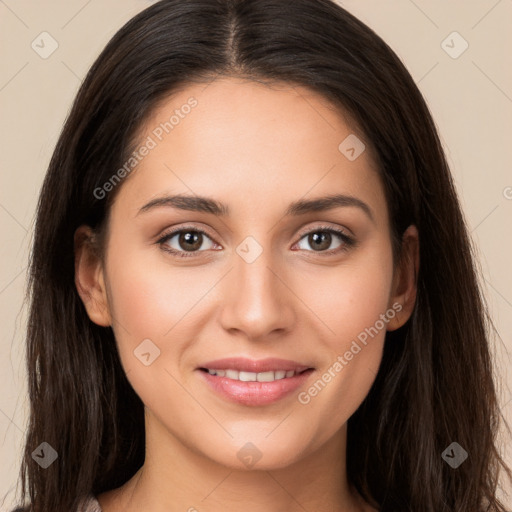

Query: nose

[218,247,296,341]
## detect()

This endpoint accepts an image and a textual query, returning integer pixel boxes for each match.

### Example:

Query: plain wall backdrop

[1,0,511,509]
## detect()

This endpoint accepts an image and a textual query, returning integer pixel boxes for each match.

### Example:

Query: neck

[98,409,369,512]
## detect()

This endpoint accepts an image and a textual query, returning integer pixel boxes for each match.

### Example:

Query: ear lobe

[387,225,419,331]
[74,225,111,327]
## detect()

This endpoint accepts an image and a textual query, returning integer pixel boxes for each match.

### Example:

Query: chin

[204,435,311,471]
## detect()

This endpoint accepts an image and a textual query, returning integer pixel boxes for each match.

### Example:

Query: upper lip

[198,357,313,373]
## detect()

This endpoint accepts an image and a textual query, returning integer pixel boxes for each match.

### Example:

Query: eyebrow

[138,193,374,222]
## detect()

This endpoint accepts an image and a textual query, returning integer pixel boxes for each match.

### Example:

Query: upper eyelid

[295,223,352,239]
[158,225,216,244]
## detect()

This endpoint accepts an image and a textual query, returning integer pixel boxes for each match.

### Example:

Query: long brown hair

[14,0,511,510]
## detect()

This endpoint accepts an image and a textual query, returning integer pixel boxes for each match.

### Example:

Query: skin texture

[75,77,419,512]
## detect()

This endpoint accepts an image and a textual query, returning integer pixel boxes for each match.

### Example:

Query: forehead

[113,77,387,224]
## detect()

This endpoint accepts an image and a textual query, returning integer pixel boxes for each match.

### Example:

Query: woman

[13,0,511,510]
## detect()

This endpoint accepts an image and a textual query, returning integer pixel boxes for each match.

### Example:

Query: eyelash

[156,224,356,259]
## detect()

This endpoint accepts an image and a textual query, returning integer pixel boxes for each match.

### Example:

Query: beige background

[1,0,511,509]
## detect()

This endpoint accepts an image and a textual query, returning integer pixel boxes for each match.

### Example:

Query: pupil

[310,232,331,251]
[180,231,202,251]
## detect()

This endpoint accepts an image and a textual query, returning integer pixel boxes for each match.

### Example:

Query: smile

[197,361,314,406]
[201,367,310,382]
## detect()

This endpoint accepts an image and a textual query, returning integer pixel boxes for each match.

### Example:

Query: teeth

[206,368,300,382]
[225,369,238,380]
[207,369,226,377]
[257,371,275,382]
[239,371,256,382]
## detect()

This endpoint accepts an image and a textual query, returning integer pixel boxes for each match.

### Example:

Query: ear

[387,225,419,331]
[74,225,111,327]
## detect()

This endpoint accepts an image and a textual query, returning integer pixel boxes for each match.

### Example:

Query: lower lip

[197,369,314,406]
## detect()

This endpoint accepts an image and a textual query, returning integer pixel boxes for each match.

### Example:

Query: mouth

[198,367,312,382]
[196,357,315,406]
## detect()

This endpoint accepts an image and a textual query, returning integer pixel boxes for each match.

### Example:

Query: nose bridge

[219,237,294,338]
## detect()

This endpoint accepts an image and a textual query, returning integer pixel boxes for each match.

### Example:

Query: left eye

[295,228,352,253]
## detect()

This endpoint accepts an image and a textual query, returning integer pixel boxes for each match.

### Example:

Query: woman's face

[77,77,416,470]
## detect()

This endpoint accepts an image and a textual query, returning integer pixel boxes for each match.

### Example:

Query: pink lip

[196,357,315,406]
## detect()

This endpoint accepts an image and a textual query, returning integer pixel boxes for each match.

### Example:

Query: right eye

[157,227,219,258]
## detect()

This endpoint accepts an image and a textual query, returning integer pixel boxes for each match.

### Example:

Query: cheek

[106,253,176,338]
[297,241,394,349]
[292,243,394,424]
[105,230,219,330]
[103,241,219,380]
